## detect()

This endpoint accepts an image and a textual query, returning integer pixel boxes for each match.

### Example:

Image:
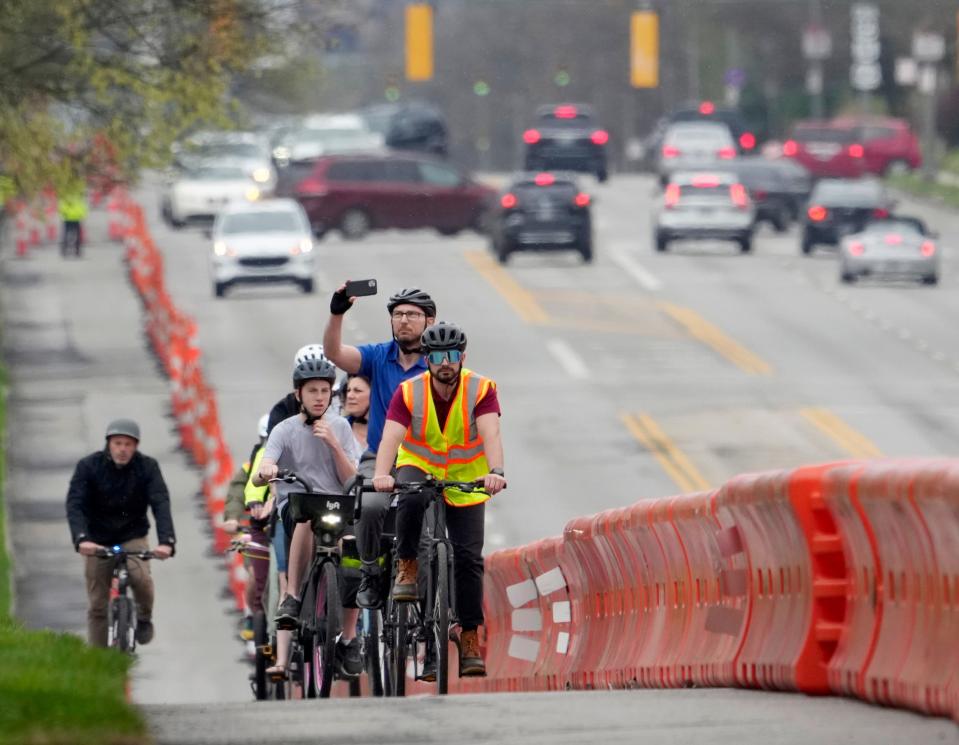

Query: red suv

[831,116,922,175]
[276,152,497,239]
[782,121,866,179]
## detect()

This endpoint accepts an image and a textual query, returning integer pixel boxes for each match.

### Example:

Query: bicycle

[274,470,378,699]
[61,221,82,258]
[383,476,497,696]
[94,545,155,654]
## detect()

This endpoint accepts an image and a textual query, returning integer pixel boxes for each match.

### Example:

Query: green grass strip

[0,360,9,620]
[887,171,959,209]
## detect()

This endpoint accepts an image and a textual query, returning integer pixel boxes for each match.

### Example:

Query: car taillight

[807,205,828,221]
[574,192,590,207]
[501,193,518,209]
[752,189,768,201]
[523,129,541,144]
[296,178,326,196]
[534,172,555,186]
[691,175,720,188]
[662,145,680,158]
[718,147,736,159]
[884,234,903,245]
[739,132,756,150]
[730,183,749,209]
[848,241,865,256]
[699,101,715,115]
[873,208,889,218]
[848,143,864,158]
[783,140,799,157]
[554,105,578,119]
[591,130,609,146]
[664,183,681,208]
[921,241,936,257]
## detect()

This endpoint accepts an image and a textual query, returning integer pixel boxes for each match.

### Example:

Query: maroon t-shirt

[386,378,500,431]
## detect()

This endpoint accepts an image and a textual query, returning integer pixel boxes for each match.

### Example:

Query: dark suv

[361,102,448,157]
[523,104,609,182]
[276,152,496,240]
[489,172,593,264]
[801,177,894,254]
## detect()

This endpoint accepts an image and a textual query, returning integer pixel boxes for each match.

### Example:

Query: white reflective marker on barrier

[512,608,543,632]
[556,631,570,654]
[508,635,541,662]
[535,568,566,596]
[552,601,571,623]
[506,579,538,608]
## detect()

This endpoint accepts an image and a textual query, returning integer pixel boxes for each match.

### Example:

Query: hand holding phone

[344,278,378,298]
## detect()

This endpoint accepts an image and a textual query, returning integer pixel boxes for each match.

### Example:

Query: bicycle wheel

[313,561,340,698]
[432,542,451,694]
[253,612,268,701]
[364,609,384,697]
[113,596,134,653]
[391,601,409,697]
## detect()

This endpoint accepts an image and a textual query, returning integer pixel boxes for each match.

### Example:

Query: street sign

[851,63,882,91]
[802,26,832,60]
[912,32,945,63]
[850,3,881,91]
[724,68,746,88]
[895,57,918,86]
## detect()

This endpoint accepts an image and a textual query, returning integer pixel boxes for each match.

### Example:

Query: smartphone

[344,278,378,297]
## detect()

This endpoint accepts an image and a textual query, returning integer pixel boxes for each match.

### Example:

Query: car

[208,199,316,297]
[839,216,939,285]
[801,177,894,254]
[362,102,449,157]
[275,152,497,240]
[782,121,866,179]
[488,172,593,264]
[831,115,922,175]
[714,156,812,231]
[653,171,756,253]
[160,163,262,228]
[666,101,758,154]
[523,104,609,182]
[174,131,276,192]
[658,122,737,186]
[272,126,383,167]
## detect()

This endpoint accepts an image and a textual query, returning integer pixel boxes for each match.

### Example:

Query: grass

[886,171,959,209]
[0,364,148,744]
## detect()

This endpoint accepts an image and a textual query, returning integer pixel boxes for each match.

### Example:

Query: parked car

[362,101,449,157]
[209,199,316,297]
[801,177,894,254]
[831,115,922,175]
[658,122,737,186]
[782,121,866,179]
[488,172,593,264]
[523,103,609,182]
[714,156,812,231]
[838,215,939,285]
[665,101,758,153]
[653,171,756,253]
[161,163,261,228]
[275,152,497,239]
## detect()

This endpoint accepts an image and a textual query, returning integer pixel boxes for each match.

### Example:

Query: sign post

[802,25,831,118]
[850,3,881,112]
[913,31,945,181]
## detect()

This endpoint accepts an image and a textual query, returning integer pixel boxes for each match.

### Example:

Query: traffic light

[405,4,433,82]
[630,11,659,88]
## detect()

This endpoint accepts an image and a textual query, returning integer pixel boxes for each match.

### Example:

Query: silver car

[839,216,940,285]
[209,199,315,297]
[653,171,756,253]
[657,122,737,186]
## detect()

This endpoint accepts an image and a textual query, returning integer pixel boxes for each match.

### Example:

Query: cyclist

[66,419,176,648]
[252,357,362,678]
[58,178,88,256]
[323,286,436,609]
[372,322,506,677]
[341,373,371,453]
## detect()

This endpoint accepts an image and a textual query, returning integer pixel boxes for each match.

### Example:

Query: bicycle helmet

[293,343,325,367]
[420,321,467,352]
[293,357,337,387]
[105,418,140,442]
[386,287,437,318]
[257,414,269,439]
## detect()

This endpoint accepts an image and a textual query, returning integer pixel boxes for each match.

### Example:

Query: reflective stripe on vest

[396,368,494,507]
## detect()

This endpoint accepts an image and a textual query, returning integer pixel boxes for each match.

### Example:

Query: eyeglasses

[427,349,462,365]
[391,310,426,321]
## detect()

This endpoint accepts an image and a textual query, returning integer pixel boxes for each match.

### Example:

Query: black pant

[61,220,82,255]
[395,465,485,631]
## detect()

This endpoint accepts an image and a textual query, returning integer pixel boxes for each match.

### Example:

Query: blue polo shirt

[358,340,428,454]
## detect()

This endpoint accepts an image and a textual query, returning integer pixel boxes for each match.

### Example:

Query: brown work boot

[391,558,418,602]
[458,629,486,677]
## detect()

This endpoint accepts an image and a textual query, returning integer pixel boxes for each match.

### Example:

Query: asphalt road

[5,172,959,739]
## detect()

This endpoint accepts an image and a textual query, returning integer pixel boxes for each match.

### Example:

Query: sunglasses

[427,350,462,365]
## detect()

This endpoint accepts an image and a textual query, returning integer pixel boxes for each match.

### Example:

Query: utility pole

[802,0,829,119]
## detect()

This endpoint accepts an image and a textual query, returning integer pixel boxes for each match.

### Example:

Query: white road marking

[608,246,663,291]
[546,338,589,380]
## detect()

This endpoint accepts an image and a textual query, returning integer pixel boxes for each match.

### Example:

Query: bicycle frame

[96,546,154,654]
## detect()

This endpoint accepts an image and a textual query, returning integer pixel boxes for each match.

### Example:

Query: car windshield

[186,166,248,181]
[538,112,594,128]
[812,180,882,204]
[195,143,263,159]
[793,127,856,144]
[862,219,925,236]
[665,124,732,146]
[679,184,732,199]
[221,211,301,234]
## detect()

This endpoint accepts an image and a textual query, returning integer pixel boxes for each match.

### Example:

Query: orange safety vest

[395,368,496,506]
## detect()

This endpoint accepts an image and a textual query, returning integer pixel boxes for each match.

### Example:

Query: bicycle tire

[253,612,268,701]
[391,600,409,697]
[433,542,451,694]
[364,609,384,697]
[114,597,134,653]
[315,561,340,698]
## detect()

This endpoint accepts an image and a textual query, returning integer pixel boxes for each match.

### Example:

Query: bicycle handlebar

[94,547,156,560]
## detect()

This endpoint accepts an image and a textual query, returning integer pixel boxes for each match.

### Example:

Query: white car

[657,122,737,186]
[175,132,276,191]
[162,163,262,228]
[209,199,315,297]
[839,216,940,285]
[653,171,756,253]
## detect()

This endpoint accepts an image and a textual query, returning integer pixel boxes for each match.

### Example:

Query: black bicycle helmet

[421,321,467,352]
[387,287,437,318]
[293,357,337,387]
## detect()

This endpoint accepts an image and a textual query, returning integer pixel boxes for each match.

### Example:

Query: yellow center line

[800,407,883,458]
[657,302,773,376]
[621,412,712,494]
[462,250,550,324]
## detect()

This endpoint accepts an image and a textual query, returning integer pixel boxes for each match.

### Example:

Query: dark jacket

[267,393,299,434]
[66,450,176,553]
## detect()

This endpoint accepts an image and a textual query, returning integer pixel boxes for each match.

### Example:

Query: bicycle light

[112,545,121,552]
[321,513,341,527]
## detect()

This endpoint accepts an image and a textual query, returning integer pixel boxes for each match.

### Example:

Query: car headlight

[299,238,313,254]
[252,167,271,183]
[320,513,341,527]
[245,186,260,201]
[213,241,234,257]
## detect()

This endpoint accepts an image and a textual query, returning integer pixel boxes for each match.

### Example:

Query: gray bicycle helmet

[421,321,467,352]
[293,357,337,387]
[105,418,141,442]
[387,287,437,318]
